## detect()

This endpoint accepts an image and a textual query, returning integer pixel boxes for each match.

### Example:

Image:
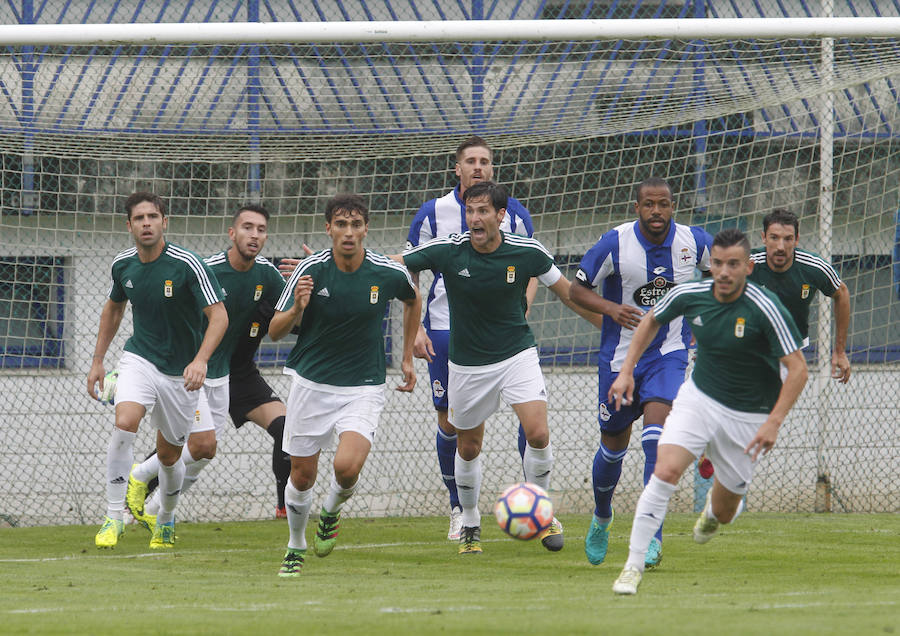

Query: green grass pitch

[1,513,897,635]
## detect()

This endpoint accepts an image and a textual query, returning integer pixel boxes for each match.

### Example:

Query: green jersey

[276,249,416,387]
[403,231,559,366]
[748,247,842,342]
[653,279,801,413]
[203,250,285,380]
[108,242,223,376]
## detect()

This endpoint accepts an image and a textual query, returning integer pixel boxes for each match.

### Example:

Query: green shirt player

[399,180,586,556]
[127,205,291,528]
[268,193,420,578]
[87,192,227,550]
[750,207,852,383]
[610,228,808,596]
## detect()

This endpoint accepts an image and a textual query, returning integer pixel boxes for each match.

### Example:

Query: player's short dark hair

[463,180,508,212]
[762,208,800,236]
[233,203,270,223]
[325,193,369,224]
[635,177,673,202]
[456,135,492,161]
[124,192,165,220]
[712,227,751,255]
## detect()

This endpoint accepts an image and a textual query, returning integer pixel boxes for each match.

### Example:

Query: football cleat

[149,521,175,549]
[584,512,612,565]
[539,517,564,552]
[458,526,482,555]
[313,509,341,558]
[278,549,306,577]
[447,506,463,541]
[645,537,663,569]
[125,464,152,532]
[612,565,643,595]
[95,517,125,549]
[693,491,720,544]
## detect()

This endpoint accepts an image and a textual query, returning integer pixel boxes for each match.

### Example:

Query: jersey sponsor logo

[506,266,516,283]
[164,279,173,297]
[249,321,260,338]
[735,317,746,338]
[653,266,667,275]
[801,283,810,299]
[632,276,675,307]
[692,315,704,327]
[317,287,330,297]
[599,403,611,422]
[254,284,263,301]
[457,268,471,277]
[125,279,134,288]
[370,286,379,304]
[432,379,445,398]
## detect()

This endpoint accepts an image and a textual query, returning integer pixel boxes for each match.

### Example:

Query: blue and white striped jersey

[405,186,534,331]
[574,220,713,372]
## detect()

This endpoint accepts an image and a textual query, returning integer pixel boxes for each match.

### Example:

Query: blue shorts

[426,328,450,411]
[597,352,688,435]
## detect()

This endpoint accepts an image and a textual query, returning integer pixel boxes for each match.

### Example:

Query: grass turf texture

[1,514,897,635]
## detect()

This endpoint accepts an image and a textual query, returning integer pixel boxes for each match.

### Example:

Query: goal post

[0,17,897,526]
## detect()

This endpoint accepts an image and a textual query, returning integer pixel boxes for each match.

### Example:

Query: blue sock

[642,423,664,542]
[517,423,526,460]
[436,426,460,509]
[592,443,627,519]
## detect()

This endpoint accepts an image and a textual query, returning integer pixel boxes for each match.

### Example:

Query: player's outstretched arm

[745,349,808,461]
[396,292,421,393]
[269,275,314,341]
[87,299,127,400]
[569,279,642,330]
[548,276,604,330]
[831,282,852,383]
[184,301,228,391]
[607,310,663,411]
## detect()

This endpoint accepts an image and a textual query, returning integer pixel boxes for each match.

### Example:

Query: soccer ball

[494,482,554,540]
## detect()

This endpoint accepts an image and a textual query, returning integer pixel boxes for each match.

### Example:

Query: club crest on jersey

[680,247,693,264]
[370,285,379,304]
[801,284,810,299]
[164,280,173,297]
[735,317,746,338]
[506,266,516,283]
[249,321,260,338]
[254,284,263,301]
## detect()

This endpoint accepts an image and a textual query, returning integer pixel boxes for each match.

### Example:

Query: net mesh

[1,13,898,527]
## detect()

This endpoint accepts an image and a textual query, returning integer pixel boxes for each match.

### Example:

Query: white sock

[284,481,312,551]
[625,475,677,571]
[523,442,553,492]
[132,452,160,484]
[105,428,136,520]
[180,446,209,495]
[454,452,482,528]
[322,473,357,514]
[156,458,185,525]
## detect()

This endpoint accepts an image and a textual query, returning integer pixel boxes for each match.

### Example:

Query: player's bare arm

[607,310,663,410]
[269,274,314,340]
[524,277,539,317]
[406,270,435,362]
[831,282,851,383]
[745,349,808,461]
[87,298,127,400]
[569,280,642,329]
[548,276,604,330]
[184,301,228,391]
[397,292,421,393]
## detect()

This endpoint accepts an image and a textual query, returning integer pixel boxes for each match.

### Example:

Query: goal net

[1,17,898,526]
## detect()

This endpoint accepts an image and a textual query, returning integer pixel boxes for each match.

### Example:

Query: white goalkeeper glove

[99,370,118,406]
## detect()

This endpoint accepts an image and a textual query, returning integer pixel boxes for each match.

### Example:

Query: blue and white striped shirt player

[575,220,713,372]
[406,185,534,331]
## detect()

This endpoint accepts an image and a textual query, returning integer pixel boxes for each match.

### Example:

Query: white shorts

[283,375,385,458]
[115,351,200,446]
[191,383,230,440]
[659,377,768,495]
[448,347,547,431]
